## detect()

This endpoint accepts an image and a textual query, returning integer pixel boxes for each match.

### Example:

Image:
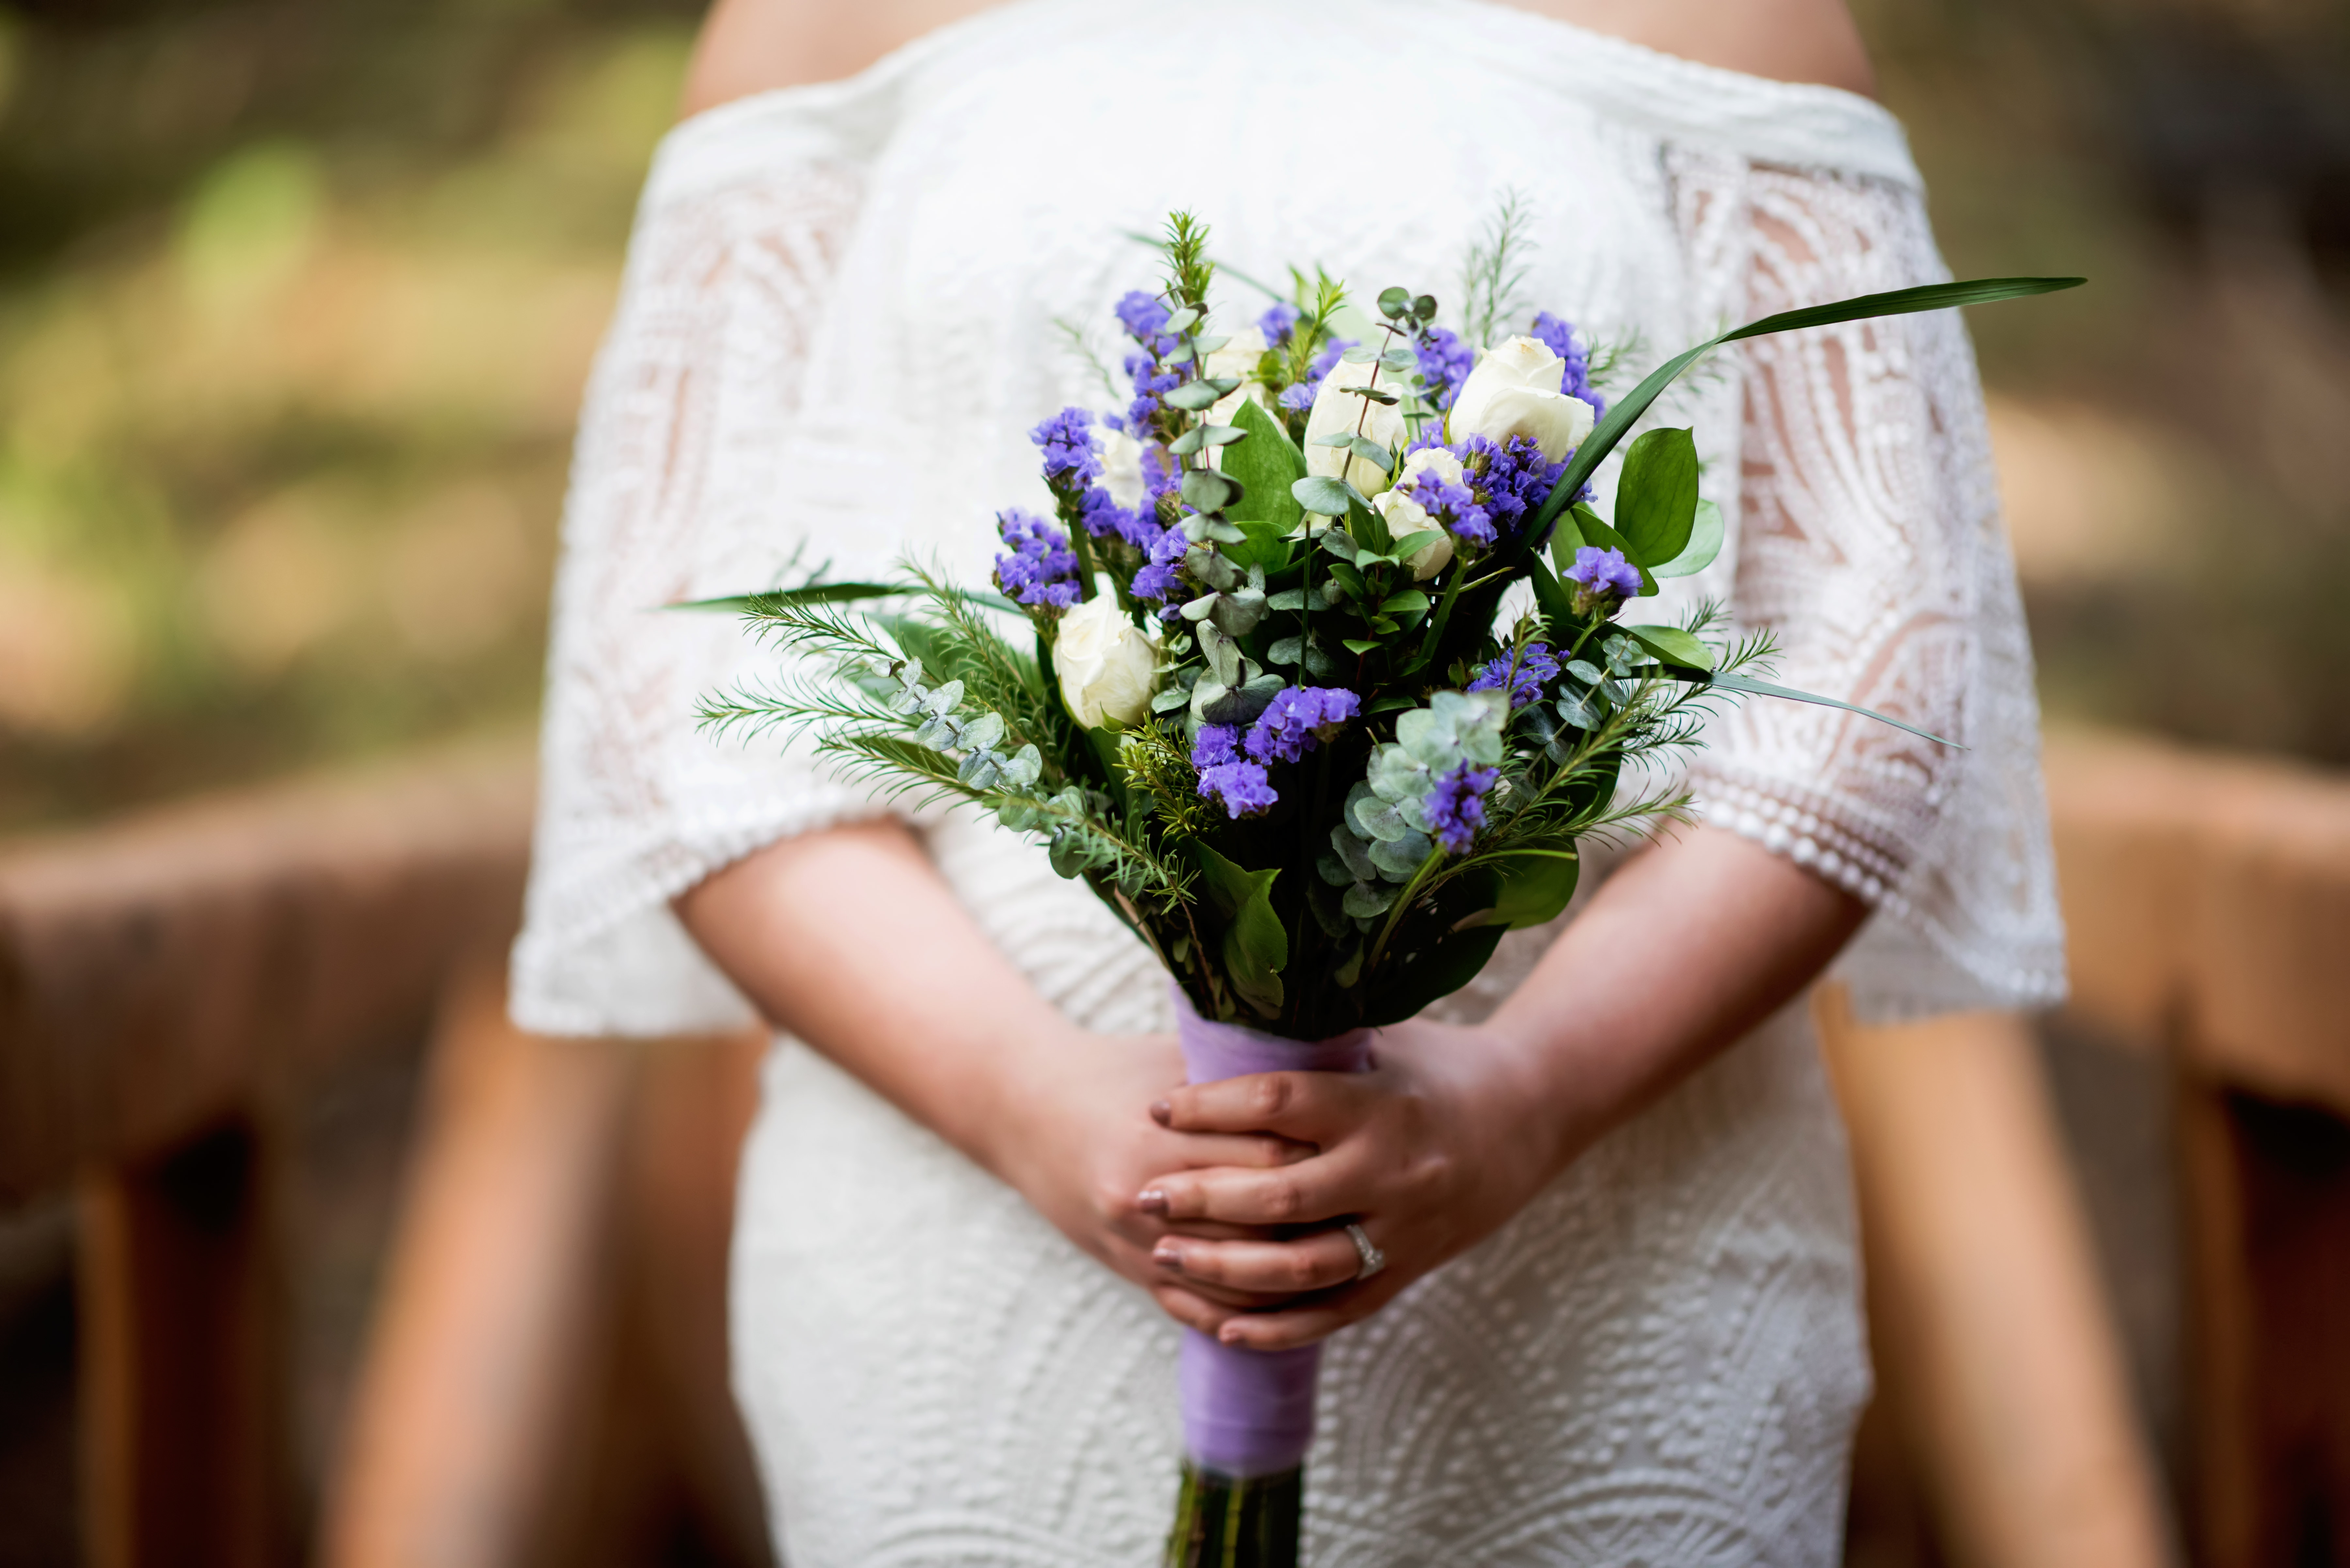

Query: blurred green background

[0,0,2345,832]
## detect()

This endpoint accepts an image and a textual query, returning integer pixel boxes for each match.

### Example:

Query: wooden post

[78,1119,295,1568]
[2177,1073,2350,1568]
[1819,987,2173,1568]
[317,965,633,1568]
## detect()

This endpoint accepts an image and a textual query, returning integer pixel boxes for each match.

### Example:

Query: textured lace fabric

[510,0,2065,1560]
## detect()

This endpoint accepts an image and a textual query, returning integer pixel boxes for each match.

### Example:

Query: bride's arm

[674,822,1309,1321]
[1138,829,1866,1349]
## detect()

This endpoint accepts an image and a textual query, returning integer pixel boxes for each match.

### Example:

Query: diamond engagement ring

[1344,1222,1387,1282]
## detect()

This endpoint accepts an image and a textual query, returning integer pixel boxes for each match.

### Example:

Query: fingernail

[1153,1241,1183,1271]
[1218,1321,1248,1346]
[1137,1189,1168,1216]
[1149,1099,1172,1126]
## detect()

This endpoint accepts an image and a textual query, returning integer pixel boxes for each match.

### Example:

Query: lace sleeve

[1681,163,2068,1020]
[509,153,889,1037]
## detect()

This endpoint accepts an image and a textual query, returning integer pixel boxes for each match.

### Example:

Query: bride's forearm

[674,819,1067,1178]
[1486,824,1869,1179]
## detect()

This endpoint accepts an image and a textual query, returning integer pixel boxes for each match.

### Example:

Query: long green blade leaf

[668,582,911,613]
[1534,275,2083,538]
[1696,669,1964,749]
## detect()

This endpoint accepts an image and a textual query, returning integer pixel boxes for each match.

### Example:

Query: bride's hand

[986,1023,1318,1324]
[1133,1017,1577,1350]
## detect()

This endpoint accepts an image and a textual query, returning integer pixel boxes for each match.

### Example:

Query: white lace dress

[510,2,2068,1562]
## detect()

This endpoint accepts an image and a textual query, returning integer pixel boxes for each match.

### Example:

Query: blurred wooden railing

[1,729,2345,1567]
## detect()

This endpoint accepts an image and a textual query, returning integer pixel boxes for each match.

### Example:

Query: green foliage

[1196,843,1288,1017]
[1611,428,1700,566]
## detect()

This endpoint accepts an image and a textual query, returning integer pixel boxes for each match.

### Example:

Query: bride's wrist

[1476,1011,1608,1189]
[966,1008,1090,1195]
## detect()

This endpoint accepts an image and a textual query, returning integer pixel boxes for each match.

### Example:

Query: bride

[511,0,2066,1561]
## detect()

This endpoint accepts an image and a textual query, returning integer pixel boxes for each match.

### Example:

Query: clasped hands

[993,1015,1580,1353]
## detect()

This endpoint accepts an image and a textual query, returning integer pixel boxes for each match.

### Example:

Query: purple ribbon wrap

[1171,988,1374,1479]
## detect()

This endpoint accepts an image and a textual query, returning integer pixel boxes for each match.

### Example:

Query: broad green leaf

[1183,469,1245,513]
[1341,636,1381,654]
[1362,925,1508,1027]
[1380,589,1431,617]
[1694,669,1962,747]
[1225,519,1295,573]
[1224,399,1306,533]
[1532,275,2086,542]
[1653,499,1724,579]
[1623,624,1716,671]
[1483,849,1581,929]
[1527,552,1573,627]
[1613,427,1700,566]
[1195,843,1288,1017]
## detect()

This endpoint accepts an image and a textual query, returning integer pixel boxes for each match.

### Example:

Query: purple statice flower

[1198,761,1278,819]
[1128,525,1188,605]
[1242,686,1361,765]
[1403,463,1497,549]
[1566,545,1643,604]
[1076,485,1136,542]
[1462,433,1567,540]
[1422,762,1500,854]
[1258,301,1300,348]
[1530,311,1606,420]
[992,508,1080,609]
[1192,725,1239,767]
[1277,335,1357,412]
[1031,407,1102,489]
[1192,723,1278,818]
[1116,290,1173,345]
[1140,441,1181,502]
[1414,326,1474,412]
[1467,642,1563,709]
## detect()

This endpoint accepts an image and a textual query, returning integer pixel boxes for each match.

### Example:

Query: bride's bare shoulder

[1488,0,1877,97]
[679,0,1001,116]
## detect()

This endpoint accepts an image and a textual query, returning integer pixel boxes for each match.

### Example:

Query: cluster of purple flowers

[993,509,1080,609]
[1395,433,1566,551]
[1414,326,1474,412]
[1467,641,1562,710]
[1030,407,1102,489]
[1257,301,1300,349]
[1566,545,1643,602]
[1278,336,1355,413]
[1192,686,1362,818]
[1114,290,1188,436]
[1529,311,1606,420]
[1190,726,1277,819]
[1422,762,1500,854]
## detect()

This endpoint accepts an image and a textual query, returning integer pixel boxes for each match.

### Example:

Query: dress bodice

[510,0,2064,1035]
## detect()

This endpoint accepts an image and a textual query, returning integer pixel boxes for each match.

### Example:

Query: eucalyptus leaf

[1163,381,1223,412]
[1293,475,1353,516]
[1182,469,1245,513]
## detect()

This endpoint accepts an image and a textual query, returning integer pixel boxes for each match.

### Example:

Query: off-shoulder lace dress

[511,1,2067,1561]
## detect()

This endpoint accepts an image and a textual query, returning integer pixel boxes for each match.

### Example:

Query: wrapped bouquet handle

[1168,990,1375,1563]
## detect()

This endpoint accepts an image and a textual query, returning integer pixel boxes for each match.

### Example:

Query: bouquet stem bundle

[1167,995,1372,1564]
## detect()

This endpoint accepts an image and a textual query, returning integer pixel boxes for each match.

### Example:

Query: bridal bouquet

[698,213,2074,1566]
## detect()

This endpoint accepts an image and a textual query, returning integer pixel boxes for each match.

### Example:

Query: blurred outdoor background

[0,0,2345,1565]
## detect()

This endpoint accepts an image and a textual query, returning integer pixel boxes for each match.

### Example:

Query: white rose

[1372,446,1466,579]
[1056,589,1160,730]
[1303,356,1407,497]
[1448,335,1597,461]
[1373,486,1454,580]
[1098,427,1146,509]
[1204,324,1270,438]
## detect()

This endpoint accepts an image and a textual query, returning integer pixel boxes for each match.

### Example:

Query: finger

[1152,1284,1239,1337]
[1152,1229,1363,1296]
[1139,1157,1354,1228]
[1153,1071,1369,1141]
[1214,1284,1398,1352]
[1161,1131,1317,1171]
